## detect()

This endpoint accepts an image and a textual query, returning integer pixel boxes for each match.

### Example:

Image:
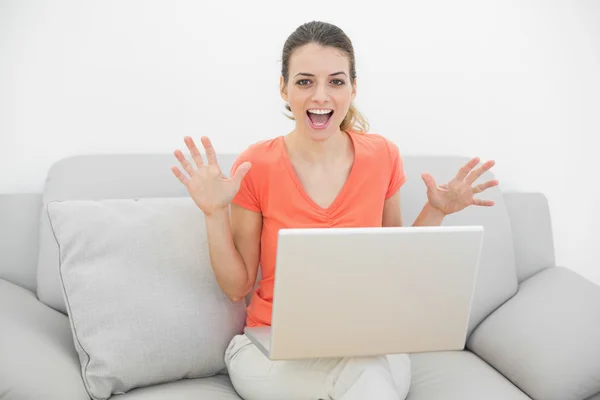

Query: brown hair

[281,21,369,133]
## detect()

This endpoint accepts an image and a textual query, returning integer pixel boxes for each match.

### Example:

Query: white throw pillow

[46,197,246,400]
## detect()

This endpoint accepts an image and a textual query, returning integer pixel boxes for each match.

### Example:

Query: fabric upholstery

[468,267,600,400]
[406,350,531,399]
[503,192,555,282]
[114,375,242,400]
[46,197,246,400]
[36,153,238,314]
[0,193,42,292]
[0,278,89,400]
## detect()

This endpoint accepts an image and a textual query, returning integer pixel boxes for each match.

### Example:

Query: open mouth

[306,109,334,130]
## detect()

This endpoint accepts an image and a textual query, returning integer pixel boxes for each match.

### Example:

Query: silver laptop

[245,225,484,361]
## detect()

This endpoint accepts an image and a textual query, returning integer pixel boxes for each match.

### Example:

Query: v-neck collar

[279,130,358,214]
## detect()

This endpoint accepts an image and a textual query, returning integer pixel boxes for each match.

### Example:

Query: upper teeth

[308,109,333,115]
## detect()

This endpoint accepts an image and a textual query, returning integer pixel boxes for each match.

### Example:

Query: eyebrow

[294,71,348,78]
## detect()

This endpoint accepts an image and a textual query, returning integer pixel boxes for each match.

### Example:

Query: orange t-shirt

[230,130,407,328]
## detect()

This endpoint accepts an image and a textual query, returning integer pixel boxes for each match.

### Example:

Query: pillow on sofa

[46,197,246,400]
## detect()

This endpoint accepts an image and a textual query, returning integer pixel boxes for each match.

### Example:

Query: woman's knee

[331,355,411,400]
[386,353,411,399]
[225,335,276,400]
[224,334,334,400]
[225,334,273,380]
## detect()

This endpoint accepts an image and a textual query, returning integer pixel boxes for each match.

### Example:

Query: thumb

[421,173,437,191]
[232,161,252,184]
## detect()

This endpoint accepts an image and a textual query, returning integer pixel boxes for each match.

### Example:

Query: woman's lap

[224,334,411,400]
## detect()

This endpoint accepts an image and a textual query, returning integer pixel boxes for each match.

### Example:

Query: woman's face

[281,43,356,141]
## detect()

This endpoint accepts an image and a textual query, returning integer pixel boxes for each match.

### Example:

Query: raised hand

[171,136,251,216]
[421,157,499,216]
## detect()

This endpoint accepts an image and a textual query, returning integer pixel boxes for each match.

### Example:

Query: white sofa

[1,152,600,400]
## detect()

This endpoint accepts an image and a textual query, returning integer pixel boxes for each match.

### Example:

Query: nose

[311,83,330,104]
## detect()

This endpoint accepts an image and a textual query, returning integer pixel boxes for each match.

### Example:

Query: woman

[172,21,498,400]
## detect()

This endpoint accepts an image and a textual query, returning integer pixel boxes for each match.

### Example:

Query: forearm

[204,209,251,301]
[412,201,446,227]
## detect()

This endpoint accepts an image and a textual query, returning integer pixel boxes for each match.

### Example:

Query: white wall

[1,0,599,284]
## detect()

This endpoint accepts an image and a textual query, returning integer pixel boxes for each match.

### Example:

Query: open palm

[171,136,251,216]
[421,157,499,216]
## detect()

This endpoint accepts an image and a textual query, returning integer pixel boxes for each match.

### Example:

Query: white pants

[224,334,411,400]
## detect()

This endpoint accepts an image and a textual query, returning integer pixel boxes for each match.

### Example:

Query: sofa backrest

[504,192,556,282]
[36,152,517,336]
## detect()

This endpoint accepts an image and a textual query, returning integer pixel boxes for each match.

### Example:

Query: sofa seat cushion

[0,278,90,400]
[407,351,531,400]
[467,267,600,400]
[112,374,241,399]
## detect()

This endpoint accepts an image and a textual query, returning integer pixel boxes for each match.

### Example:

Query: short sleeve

[230,152,261,212]
[385,139,407,199]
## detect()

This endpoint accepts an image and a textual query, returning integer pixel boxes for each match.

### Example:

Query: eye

[296,79,311,86]
[331,79,345,86]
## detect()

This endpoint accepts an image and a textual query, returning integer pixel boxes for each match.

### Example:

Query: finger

[455,157,480,182]
[473,179,499,194]
[466,160,496,185]
[173,149,195,176]
[421,173,437,191]
[232,162,252,185]
[473,198,495,207]
[201,136,218,165]
[184,136,204,168]
[171,166,190,186]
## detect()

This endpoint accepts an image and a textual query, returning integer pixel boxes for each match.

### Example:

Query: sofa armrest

[467,267,600,400]
[0,279,90,400]
[0,193,42,291]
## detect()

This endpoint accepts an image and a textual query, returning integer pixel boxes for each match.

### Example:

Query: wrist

[205,207,230,224]
[426,201,447,218]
